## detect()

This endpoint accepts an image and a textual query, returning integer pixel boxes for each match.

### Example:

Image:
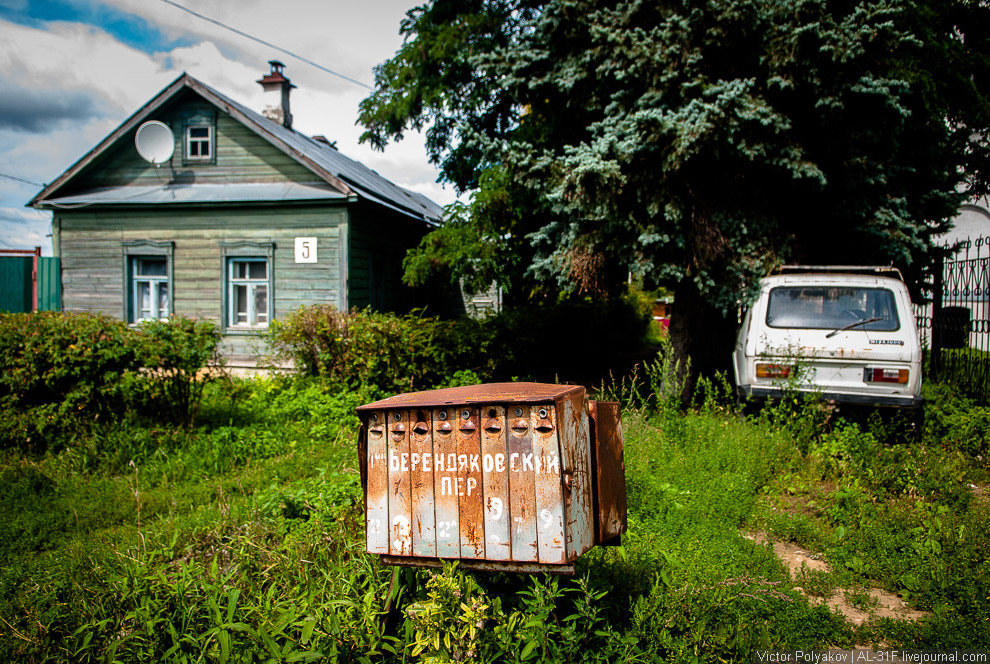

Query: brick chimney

[257,60,296,129]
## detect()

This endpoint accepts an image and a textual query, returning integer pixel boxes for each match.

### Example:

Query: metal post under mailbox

[357,383,627,575]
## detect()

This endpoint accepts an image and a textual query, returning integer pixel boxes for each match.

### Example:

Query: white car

[732,266,924,409]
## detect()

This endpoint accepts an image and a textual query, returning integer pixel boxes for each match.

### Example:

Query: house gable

[54,89,336,197]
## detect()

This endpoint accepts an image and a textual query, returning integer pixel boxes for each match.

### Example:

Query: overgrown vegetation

[268,296,657,389]
[1,319,988,660]
[0,313,223,450]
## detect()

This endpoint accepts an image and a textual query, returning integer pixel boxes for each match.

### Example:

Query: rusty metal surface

[588,401,627,544]
[506,403,539,562]
[364,410,388,553]
[533,405,566,563]
[359,383,623,571]
[356,383,585,412]
[456,407,485,559]
[380,555,575,576]
[558,390,593,562]
[409,408,437,556]
[387,410,412,556]
[480,405,510,560]
[432,407,460,558]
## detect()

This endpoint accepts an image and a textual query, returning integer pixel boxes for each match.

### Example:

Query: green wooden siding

[57,205,345,364]
[69,92,318,192]
[348,202,430,312]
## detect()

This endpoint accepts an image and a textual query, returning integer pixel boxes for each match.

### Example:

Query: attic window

[186,125,212,161]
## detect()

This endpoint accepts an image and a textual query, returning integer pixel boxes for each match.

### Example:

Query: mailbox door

[481,406,510,560]
[507,405,538,562]
[432,408,460,558]
[365,411,388,554]
[533,404,566,564]
[410,409,436,557]
[456,407,485,558]
[387,410,412,556]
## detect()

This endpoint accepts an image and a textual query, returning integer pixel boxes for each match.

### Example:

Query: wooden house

[29,62,442,369]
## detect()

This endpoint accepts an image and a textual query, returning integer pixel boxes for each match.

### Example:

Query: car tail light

[756,363,793,379]
[863,367,909,384]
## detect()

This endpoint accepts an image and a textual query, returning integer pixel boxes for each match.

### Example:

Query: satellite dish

[135,121,175,165]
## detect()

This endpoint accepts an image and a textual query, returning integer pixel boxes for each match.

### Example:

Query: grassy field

[1,369,988,662]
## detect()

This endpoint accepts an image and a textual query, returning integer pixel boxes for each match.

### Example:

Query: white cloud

[0,3,460,255]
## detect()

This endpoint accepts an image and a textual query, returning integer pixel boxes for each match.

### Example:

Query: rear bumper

[737,385,924,409]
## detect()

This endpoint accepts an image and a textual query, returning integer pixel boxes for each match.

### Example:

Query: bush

[129,316,224,428]
[267,306,497,393]
[0,313,222,449]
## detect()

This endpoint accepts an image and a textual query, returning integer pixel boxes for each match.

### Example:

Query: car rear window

[766,286,900,331]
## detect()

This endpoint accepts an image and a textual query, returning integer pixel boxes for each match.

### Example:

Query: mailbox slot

[358,383,626,574]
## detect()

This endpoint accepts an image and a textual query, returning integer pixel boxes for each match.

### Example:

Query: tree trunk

[668,279,738,402]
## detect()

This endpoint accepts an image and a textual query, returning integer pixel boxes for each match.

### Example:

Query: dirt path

[744,532,929,626]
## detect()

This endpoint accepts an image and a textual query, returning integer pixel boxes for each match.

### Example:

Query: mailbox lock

[438,410,448,421]
[370,413,379,423]
[461,409,471,420]
[538,408,549,419]
[514,407,523,417]
[393,412,402,422]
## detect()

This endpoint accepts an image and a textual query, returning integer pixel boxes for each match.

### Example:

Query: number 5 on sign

[294,237,317,263]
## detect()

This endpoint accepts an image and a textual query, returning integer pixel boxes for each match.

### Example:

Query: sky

[0,0,460,255]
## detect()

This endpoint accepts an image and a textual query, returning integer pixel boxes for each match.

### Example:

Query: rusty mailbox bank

[357,383,626,574]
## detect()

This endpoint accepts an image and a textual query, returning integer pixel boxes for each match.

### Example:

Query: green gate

[0,253,60,313]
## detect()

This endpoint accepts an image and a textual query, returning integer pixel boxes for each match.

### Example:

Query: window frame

[122,241,174,324]
[182,111,216,165]
[220,241,275,334]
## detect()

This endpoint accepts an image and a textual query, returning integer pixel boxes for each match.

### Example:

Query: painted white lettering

[522,453,534,471]
[456,477,465,496]
[467,477,477,496]
[489,497,503,520]
[495,453,505,472]
[483,453,494,473]
[470,454,480,473]
[422,453,431,470]
[401,453,409,472]
[440,476,453,496]
[411,453,420,471]
[510,453,519,471]
[448,453,457,470]
[390,452,400,471]
[458,454,468,471]
[435,453,444,471]
[544,454,559,474]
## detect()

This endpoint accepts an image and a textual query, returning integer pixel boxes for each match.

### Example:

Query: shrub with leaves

[129,316,224,428]
[267,306,495,393]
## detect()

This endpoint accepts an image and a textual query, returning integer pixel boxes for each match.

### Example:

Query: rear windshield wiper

[826,316,882,338]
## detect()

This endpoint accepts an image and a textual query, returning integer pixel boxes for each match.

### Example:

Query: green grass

[1,373,988,662]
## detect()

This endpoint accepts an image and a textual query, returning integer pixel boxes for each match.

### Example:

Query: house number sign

[294,237,317,263]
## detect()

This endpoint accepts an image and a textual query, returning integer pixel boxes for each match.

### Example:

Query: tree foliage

[360,0,990,373]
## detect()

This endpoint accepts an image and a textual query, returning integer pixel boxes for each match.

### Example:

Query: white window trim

[185,124,212,161]
[219,241,275,334]
[122,241,174,324]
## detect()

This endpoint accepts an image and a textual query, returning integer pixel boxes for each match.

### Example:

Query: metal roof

[30,74,443,225]
[356,383,587,412]
[40,182,349,206]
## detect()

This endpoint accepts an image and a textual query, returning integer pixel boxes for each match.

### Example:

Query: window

[766,287,900,331]
[132,258,169,321]
[122,241,173,323]
[220,241,274,332]
[186,125,211,160]
[228,258,269,327]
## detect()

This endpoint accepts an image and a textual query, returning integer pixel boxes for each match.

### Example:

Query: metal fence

[915,235,990,402]
[0,248,60,313]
